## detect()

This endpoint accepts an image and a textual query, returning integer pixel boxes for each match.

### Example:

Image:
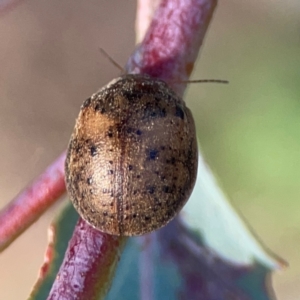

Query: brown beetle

[65,74,198,236]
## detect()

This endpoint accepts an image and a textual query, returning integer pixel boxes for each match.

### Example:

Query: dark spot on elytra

[163,186,172,193]
[152,206,158,212]
[126,127,132,134]
[178,187,184,195]
[136,175,141,179]
[109,160,113,164]
[136,129,142,135]
[122,90,142,102]
[144,216,151,221]
[95,103,106,114]
[90,145,97,156]
[175,105,185,119]
[166,157,176,165]
[115,124,122,133]
[75,144,82,154]
[106,126,114,138]
[132,213,137,218]
[83,97,91,108]
[108,170,114,175]
[167,94,173,101]
[143,103,167,119]
[154,197,161,205]
[166,210,173,218]
[74,173,81,182]
[187,141,194,161]
[87,177,93,185]
[148,149,159,160]
[146,186,155,194]
[128,165,133,171]
[103,211,108,216]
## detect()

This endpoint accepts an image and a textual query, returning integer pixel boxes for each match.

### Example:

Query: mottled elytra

[65,74,198,236]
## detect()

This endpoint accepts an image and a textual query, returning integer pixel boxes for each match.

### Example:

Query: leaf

[104,149,285,300]
[28,203,79,300]
[181,149,284,269]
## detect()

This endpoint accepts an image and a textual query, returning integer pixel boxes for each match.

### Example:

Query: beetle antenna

[175,79,229,84]
[99,48,125,73]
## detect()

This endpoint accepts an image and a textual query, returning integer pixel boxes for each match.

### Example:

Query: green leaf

[182,149,283,269]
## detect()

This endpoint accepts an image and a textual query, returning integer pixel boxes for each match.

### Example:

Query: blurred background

[0,0,299,299]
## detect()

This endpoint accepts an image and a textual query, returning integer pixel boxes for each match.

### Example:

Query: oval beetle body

[65,74,198,236]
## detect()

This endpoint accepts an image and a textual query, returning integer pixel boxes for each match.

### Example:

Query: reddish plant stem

[0,152,66,252]
[135,0,160,43]
[0,0,27,15]
[128,0,217,96]
[47,218,126,300]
